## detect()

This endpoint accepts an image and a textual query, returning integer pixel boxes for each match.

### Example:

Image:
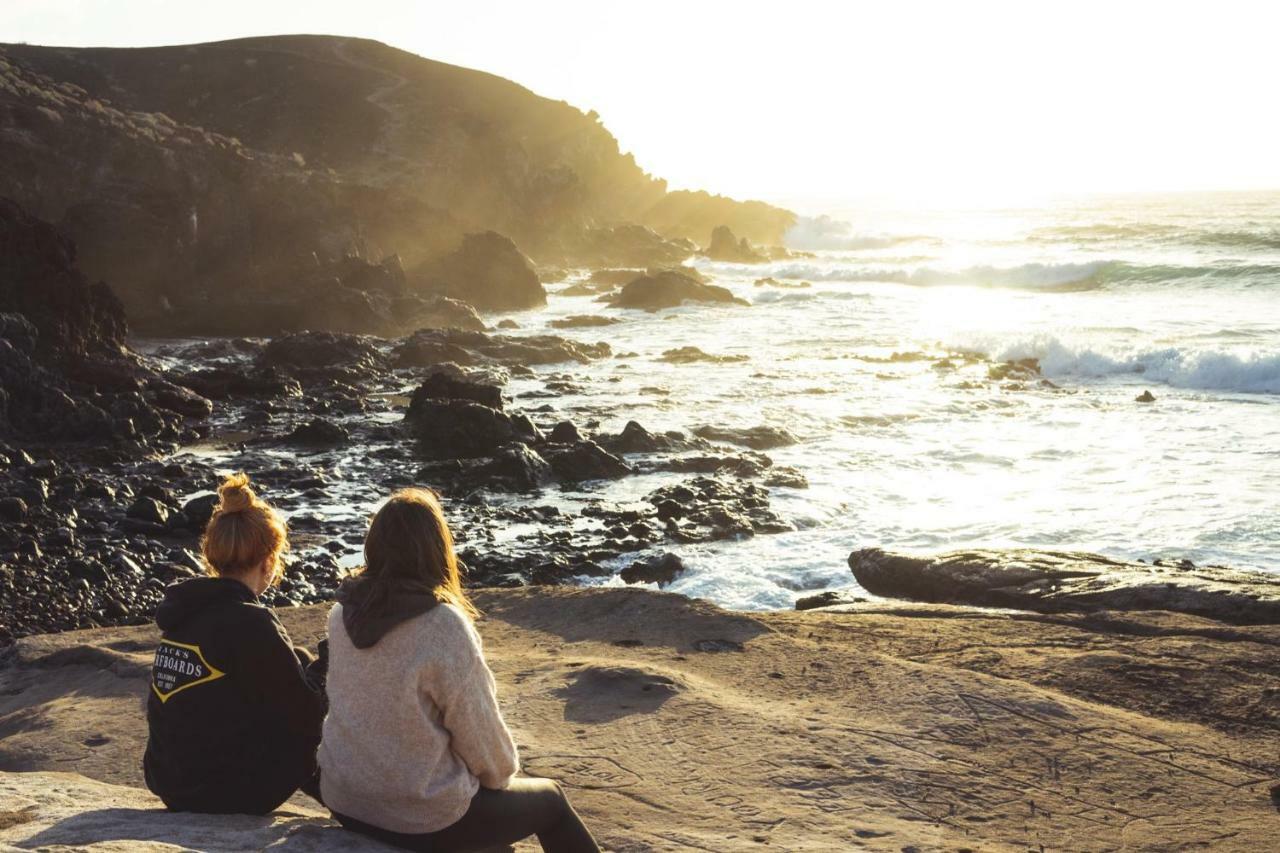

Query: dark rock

[694,425,797,450]
[795,590,864,611]
[286,417,350,446]
[406,398,532,459]
[181,494,218,531]
[620,553,686,586]
[483,443,554,490]
[126,497,170,526]
[608,270,747,312]
[147,382,214,419]
[262,331,388,377]
[847,547,1280,625]
[172,365,303,400]
[548,421,583,443]
[0,496,27,521]
[393,328,609,368]
[415,231,546,311]
[496,319,520,329]
[413,372,504,409]
[1136,390,1157,403]
[542,440,631,482]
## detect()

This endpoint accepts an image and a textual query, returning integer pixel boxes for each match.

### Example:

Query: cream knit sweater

[318,602,520,834]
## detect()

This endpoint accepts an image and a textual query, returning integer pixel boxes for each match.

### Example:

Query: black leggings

[334,777,599,853]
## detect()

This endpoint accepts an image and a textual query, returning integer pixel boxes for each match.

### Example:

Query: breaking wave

[1030,222,1280,251]
[759,260,1280,291]
[961,334,1280,393]
[784,215,933,251]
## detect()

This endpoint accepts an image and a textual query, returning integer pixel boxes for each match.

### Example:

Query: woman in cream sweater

[319,488,599,852]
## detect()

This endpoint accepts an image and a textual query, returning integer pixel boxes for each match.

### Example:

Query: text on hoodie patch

[152,640,225,702]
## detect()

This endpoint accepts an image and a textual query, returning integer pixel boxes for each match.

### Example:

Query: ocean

[507,191,1280,608]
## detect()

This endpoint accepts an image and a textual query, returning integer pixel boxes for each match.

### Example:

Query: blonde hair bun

[216,471,257,514]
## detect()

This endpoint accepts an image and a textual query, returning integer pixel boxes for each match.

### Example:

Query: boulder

[693,425,797,450]
[415,231,546,311]
[413,372,504,409]
[620,552,686,586]
[126,497,170,527]
[405,398,534,459]
[286,418,350,446]
[847,547,1280,625]
[660,347,749,364]
[483,443,555,490]
[262,332,388,376]
[608,270,746,312]
[393,328,609,368]
[542,441,631,482]
[1136,390,1157,403]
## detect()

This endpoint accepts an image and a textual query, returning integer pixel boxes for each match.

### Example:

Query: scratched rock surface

[849,546,1280,625]
[0,771,395,851]
[3,587,1279,851]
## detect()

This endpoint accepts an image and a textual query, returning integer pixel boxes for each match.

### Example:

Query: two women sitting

[144,473,599,852]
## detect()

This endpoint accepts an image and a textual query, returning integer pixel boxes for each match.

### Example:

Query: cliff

[0,36,793,333]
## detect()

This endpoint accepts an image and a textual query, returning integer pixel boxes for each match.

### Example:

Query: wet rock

[550,315,620,329]
[0,496,27,521]
[414,371,504,409]
[406,397,533,459]
[795,591,864,611]
[126,497,169,527]
[496,319,520,329]
[147,382,214,419]
[415,231,546,311]
[180,494,218,531]
[988,358,1040,381]
[261,331,388,379]
[694,425,797,450]
[847,547,1280,625]
[596,420,687,454]
[754,277,810,289]
[1136,390,1157,403]
[286,417,349,446]
[660,347,749,364]
[542,441,631,482]
[548,421,584,443]
[173,365,303,400]
[646,477,790,543]
[483,443,554,490]
[393,328,609,368]
[620,553,686,587]
[608,270,747,312]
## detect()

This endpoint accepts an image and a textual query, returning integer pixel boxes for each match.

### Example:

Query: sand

[2,587,1278,851]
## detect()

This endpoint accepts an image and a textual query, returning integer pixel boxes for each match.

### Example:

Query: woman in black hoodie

[143,472,326,815]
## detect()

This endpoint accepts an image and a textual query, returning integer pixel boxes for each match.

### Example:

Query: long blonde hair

[357,488,478,619]
[200,472,288,586]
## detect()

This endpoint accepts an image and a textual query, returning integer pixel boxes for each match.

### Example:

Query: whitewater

[482,190,1278,609]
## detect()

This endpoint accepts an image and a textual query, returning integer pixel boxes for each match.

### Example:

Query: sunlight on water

[495,192,1280,608]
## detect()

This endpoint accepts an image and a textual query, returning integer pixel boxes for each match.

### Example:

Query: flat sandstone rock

[849,546,1280,624]
[2,587,1278,851]
[0,771,392,851]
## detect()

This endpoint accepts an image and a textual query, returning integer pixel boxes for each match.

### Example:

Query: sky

[4,0,1279,208]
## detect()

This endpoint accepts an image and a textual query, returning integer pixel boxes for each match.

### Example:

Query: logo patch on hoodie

[152,640,225,702]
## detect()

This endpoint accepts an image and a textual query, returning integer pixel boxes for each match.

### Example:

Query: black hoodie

[143,577,326,814]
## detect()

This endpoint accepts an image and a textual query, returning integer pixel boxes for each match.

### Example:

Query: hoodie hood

[155,577,257,632]
[336,576,439,649]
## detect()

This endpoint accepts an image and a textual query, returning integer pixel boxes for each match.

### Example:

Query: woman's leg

[431,777,599,853]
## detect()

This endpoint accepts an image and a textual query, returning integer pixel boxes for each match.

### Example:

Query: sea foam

[963,334,1280,393]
